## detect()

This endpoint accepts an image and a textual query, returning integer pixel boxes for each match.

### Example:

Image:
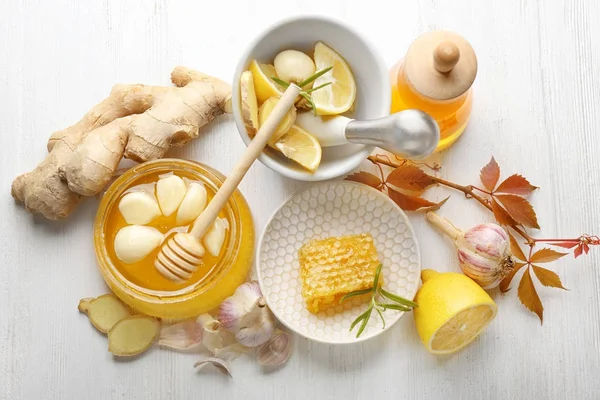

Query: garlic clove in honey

[176,182,207,225]
[426,212,516,289]
[114,225,164,264]
[203,217,228,257]
[218,281,275,347]
[156,175,187,217]
[118,191,161,225]
[256,329,292,367]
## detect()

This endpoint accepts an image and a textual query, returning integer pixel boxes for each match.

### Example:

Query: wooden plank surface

[0,0,599,399]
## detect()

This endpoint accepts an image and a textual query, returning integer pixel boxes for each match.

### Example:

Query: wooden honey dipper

[155,84,302,282]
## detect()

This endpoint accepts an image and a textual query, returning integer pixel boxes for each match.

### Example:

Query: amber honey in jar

[390,31,477,151]
[94,159,254,319]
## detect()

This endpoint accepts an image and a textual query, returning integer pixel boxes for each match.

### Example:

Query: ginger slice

[78,294,131,333]
[108,316,160,357]
[240,71,259,136]
[11,67,231,220]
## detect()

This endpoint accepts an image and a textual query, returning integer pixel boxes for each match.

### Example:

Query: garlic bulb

[426,212,516,289]
[256,329,292,367]
[274,50,316,84]
[218,281,275,347]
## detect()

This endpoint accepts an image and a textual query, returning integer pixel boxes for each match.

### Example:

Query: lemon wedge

[311,42,356,115]
[249,61,283,104]
[413,269,497,355]
[272,125,322,172]
[258,96,297,144]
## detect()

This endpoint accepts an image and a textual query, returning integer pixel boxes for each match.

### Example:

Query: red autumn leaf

[480,157,500,191]
[495,174,538,196]
[386,165,436,192]
[388,188,440,211]
[491,198,517,226]
[508,233,527,261]
[529,248,567,263]
[574,245,583,258]
[583,243,590,254]
[518,267,544,324]
[495,194,540,229]
[549,241,580,249]
[499,262,527,292]
[532,265,567,290]
[346,172,382,190]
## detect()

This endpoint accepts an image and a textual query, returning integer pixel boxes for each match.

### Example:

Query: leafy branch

[271,66,332,115]
[346,155,599,323]
[340,264,417,338]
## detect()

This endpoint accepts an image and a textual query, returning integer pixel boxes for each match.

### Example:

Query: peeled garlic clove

[193,357,232,378]
[108,316,160,357]
[114,225,164,264]
[274,49,316,84]
[203,218,228,257]
[218,281,275,347]
[156,175,187,217]
[176,183,207,225]
[78,294,131,333]
[256,330,292,367]
[118,191,161,224]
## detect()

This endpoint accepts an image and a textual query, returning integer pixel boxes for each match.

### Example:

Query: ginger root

[11,67,231,220]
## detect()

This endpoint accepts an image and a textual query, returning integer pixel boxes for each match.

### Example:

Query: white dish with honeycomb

[257,181,421,344]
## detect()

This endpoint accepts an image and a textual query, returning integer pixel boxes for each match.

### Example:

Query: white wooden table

[1,1,599,399]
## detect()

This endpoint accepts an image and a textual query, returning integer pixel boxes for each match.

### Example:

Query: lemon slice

[249,60,283,104]
[272,125,322,172]
[311,42,356,115]
[413,270,497,355]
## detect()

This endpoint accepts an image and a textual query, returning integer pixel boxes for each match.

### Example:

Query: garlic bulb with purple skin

[218,281,275,347]
[426,212,516,289]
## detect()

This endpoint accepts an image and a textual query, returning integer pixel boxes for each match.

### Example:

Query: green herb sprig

[271,66,332,115]
[340,264,418,338]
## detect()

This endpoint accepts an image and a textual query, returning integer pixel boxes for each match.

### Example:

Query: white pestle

[296,110,440,159]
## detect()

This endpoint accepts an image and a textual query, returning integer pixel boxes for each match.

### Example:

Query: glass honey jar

[94,159,254,319]
[390,31,477,151]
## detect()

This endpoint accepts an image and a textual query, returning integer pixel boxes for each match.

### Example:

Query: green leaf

[375,307,386,329]
[372,264,383,293]
[349,312,367,332]
[304,81,332,94]
[377,303,412,312]
[270,77,289,88]
[355,308,372,338]
[298,66,332,87]
[339,288,373,304]
[378,288,418,307]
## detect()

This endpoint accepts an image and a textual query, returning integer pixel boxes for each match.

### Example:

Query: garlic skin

[218,281,275,347]
[256,329,292,367]
[426,212,516,289]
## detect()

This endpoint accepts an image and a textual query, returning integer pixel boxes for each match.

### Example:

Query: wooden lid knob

[404,31,477,101]
[433,41,460,73]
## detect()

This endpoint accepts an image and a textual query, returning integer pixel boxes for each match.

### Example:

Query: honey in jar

[390,31,477,151]
[94,159,254,319]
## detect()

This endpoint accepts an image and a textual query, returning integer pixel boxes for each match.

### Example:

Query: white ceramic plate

[257,181,421,344]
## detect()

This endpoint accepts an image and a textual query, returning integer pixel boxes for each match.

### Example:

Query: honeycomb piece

[298,233,381,313]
